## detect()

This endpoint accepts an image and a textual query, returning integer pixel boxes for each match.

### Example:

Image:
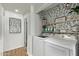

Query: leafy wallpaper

[39,3,79,23]
[39,3,79,33]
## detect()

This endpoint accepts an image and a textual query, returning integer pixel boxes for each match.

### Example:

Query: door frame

[24,18,27,48]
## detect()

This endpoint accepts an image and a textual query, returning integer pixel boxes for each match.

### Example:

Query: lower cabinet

[33,37,71,56]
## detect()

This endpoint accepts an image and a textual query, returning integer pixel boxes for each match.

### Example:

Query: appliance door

[45,41,70,56]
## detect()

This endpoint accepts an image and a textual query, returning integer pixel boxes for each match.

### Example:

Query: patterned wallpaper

[39,3,78,23]
[39,3,79,33]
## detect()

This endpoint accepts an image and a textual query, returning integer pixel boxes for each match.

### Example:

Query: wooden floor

[3,47,28,56]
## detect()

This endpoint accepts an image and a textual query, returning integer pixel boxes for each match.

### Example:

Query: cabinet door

[45,42,70,56]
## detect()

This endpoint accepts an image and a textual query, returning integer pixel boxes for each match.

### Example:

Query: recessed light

[15,9,19,12]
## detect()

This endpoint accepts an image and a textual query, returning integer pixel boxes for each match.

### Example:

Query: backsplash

[39,3,79,34]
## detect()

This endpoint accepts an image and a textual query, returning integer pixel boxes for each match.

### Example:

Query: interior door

[45,42,70,56]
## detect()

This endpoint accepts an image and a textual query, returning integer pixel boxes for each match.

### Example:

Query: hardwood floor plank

[3,47,28,56]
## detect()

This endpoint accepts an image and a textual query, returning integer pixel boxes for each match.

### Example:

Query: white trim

[3,46,24,52]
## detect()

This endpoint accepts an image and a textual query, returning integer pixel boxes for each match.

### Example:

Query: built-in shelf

[46,15,79,26]
[42,31,79,34]
[42,15,79,34]
[46,22,65,26]
[46,19,79,26]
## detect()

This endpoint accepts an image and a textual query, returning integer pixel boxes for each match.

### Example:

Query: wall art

[55,16,66,23]
[9,17,21,33]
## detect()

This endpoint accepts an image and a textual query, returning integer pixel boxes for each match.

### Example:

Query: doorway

[24,18,27,48]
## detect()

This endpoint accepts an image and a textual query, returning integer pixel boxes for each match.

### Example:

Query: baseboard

[27,51,32,56]
[3,46,24,52]
[0,52,3,56]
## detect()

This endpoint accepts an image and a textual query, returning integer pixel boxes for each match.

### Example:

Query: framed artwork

[54,16,66,32]
[55,16,66,23]
[9,17,21,33]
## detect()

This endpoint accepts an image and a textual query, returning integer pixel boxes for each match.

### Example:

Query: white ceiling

[1,3,45,15]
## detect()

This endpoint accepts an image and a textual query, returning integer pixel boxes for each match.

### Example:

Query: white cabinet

[33,37,45,56]
[45,41,70,56]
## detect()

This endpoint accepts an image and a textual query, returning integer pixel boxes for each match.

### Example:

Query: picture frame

[55,16,66,23]
[54,16,67,33]
[9,17,21,33]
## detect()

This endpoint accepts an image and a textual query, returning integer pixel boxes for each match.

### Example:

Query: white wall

[34,14,42,36]
[0,4,3,55]
[3,11,24,51]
